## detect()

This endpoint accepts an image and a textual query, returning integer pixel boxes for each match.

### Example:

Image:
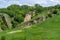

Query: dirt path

[7,26,31,34]
[7,30,23,34]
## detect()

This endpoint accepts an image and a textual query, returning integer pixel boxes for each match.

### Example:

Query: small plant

[52,10,57,14]
[1,36,6,40]
[48,13,52,18]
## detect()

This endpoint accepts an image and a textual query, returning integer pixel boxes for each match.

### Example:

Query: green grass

[31,11,48,21]
[0,14,60,40]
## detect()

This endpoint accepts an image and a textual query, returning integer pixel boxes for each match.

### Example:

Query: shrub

[1,36,6,40]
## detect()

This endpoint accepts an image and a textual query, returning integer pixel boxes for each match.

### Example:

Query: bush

[48,13,52,18]
[14,14,24,23]
[1,36,6,40]
[11,21,18,28]
[52,10,57,14]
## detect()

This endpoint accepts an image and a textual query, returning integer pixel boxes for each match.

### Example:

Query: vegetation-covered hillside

[0,4,45,30]
[0,12,60,40]
[0,4,60,40]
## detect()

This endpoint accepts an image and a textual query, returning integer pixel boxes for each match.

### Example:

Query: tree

[54,4,60,9]
[14,14,24,23]
[34,4,43,13]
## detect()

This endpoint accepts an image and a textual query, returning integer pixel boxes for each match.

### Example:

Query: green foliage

[0,8,7,13]
[34,4,44,13]
[0,4,60,30]
[11,21,18,28]
[54,4,60,9]
[15,14,24,23]
[1,36,6,40]
[20,5,28,10]
[0,17,7,30]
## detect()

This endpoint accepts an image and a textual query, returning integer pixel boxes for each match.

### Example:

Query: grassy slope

[0,14,60,40]
[32,11,48,21]
[24,15,60,40]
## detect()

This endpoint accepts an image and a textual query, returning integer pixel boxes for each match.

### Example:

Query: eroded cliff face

[0,13,12,29]
[24,11,36,22]
[18,10,57,27]
[24,14,32,22]
[0,28,3,32]
[3,14,12,29]
[18,15,47,27]
[24,12,35,22]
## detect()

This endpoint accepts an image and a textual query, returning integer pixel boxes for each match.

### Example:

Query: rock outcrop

[18,15,46,27]
[0,13,12,29]
[24,11,36,22]
[0,28,3,32]
[24,13,32,22]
